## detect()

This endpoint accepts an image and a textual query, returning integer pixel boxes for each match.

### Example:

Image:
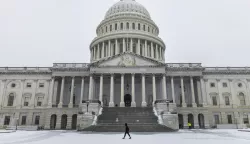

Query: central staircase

[81,107,175,132]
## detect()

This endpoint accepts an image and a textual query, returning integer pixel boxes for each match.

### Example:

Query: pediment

[92,52,163,67]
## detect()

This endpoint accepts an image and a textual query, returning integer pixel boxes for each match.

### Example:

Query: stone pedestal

[155,102,177,115]
[77,113,94,130]
[161,114,179,130]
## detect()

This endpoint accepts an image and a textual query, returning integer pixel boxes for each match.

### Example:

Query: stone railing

[166,63,202,68]
[0,67,51,73]
[53,63,90,68]
[82,100,101,105]
[204,67,250,74]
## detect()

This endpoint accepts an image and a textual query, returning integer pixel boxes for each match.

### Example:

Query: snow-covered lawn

[1,129,250,144]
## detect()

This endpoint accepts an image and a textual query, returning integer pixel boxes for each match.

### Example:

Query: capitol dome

[105,0,151,19]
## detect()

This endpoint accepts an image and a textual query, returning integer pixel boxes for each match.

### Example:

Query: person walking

[123,123,131,139]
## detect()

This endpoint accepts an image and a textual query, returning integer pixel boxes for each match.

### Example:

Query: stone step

[81,124,176,132]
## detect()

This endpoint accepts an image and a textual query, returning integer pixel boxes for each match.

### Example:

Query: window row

[211,92,246,106]
[214,113,249,124]
[4,115,40,126]
[10,82,45,88]
[98,22,158,35]
[7,93,44,107]
[210,82,243,88]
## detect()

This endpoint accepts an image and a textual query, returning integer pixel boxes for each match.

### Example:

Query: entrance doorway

[124,94,132,107]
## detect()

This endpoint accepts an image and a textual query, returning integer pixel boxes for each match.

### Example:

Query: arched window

[138,23,141,30]
[132,23,135,30]
[239,92,246,105]
[7,93,14,106]
[110,25,112,31]
[120,23,123,30]
[115,23,117,30]
[143,25,146,31]
[126,22,129,29]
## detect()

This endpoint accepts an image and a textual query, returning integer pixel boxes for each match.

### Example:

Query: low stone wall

[6,126,38,131]
[161,114,179,130]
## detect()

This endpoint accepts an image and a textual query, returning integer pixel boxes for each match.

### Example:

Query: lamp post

[166,100,170,114]
[16,118,19,131]
[86,100,90,113]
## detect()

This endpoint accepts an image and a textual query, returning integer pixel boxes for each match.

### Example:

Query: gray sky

[0,0,249,67]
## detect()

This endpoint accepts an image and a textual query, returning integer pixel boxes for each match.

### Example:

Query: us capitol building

[0,0,250,131]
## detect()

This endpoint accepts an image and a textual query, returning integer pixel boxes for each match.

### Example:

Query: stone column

[181,77,187,107]
[123,38,126,52]
[48,77,55,108]
[171,77,176,104]
[88,75,93,100]
[151,42,154,58]
[97,44,100,60]
[66,114,72,129]
[102,42,105,58]
[159,47,162,60]
[156,45,159,60]
[144,40,148,57]
[200,77,207,106]
[0,80,7,108]
[137,39,141,55]
[120,74,125,107]
[246,79,250,106]
[162,74,167,100]
[30,79,38,108]
[141,74,147,107]
[115,39,119,55]
[152,74,156,106]
[68,77,75,108]
[108,40,111,57]
[99,74,103,106]
[16,80,25,108]
[190,77,197,107]
[229,79,236,107]
[109,74,114,107]
[216,79,223,106]
[131,74,136,107]
[130,38,133,52]
[79,77,85,105]
[58,77,65,108]
[197,80,202,106]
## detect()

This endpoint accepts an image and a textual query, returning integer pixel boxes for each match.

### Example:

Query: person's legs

[123,132,127,138]
[127,132,131,139]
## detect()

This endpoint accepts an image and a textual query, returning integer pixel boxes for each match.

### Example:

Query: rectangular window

[35,116,40,125]
[21,116,26,125]
[7,95,14,106]
[210,83,215,88]
[214,115,220,124]
[24,97,29,106]
[223,83,228,87]
[243,115,249,124]
[24,102,29,106]
[212,96,217,106]
[39,83,44,88]
[4,116,10,125]
[225,96,230,105]
[37,102,42,106]
[227,115,232,124]
[37,97,43,106]
[26,83,32,88]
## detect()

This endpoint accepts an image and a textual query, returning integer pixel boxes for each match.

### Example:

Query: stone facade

[1,0,250,130]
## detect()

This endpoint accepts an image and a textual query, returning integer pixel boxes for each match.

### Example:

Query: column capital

[61,76,65,79]
[81,76,85,79]
[131,73,135,76]
[110,73,114,76]
[216,79,220,82]
[121,73,125,76]
[229,79,233,82]
[21,79,26,82]
[34,79,39,82]
[204,79,208,82]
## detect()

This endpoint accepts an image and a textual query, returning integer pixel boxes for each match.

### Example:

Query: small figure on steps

[123,123,131,139]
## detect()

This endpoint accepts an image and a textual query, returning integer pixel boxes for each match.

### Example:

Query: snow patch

[153,107,163,124]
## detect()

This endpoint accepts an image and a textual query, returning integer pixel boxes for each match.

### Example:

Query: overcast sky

[0,0,249,67]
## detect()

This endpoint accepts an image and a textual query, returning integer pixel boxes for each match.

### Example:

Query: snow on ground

[1,129,250,144]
